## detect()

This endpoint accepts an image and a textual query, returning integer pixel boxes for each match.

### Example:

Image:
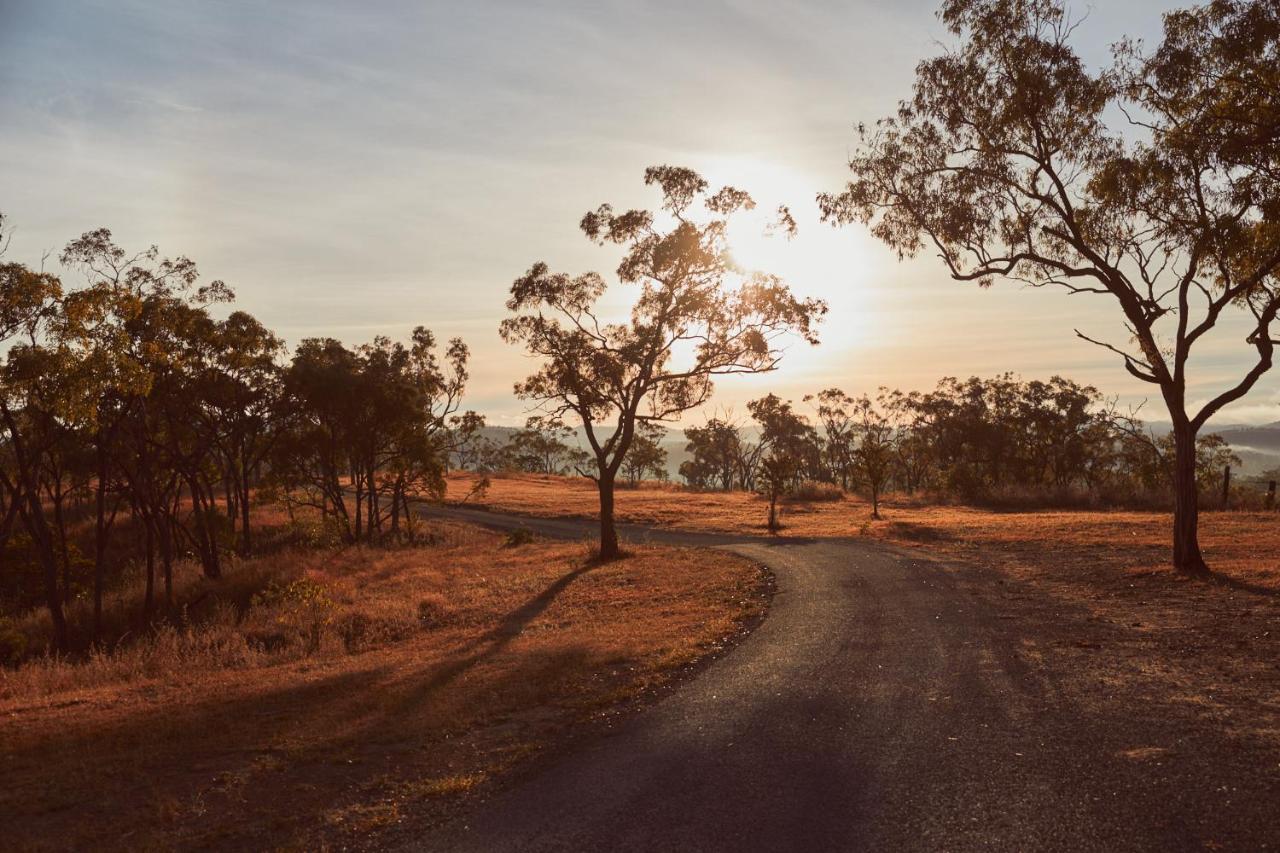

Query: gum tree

[820,0,1280,575]
[502,166,825,559]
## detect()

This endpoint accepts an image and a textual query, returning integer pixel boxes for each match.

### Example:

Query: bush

[286,515,346,549]
[336,612,418,651]
[416,596,449,628]
[503,527,536,548]
[790,480,844,502]
[251,578,334,651]
[0,619,28,666]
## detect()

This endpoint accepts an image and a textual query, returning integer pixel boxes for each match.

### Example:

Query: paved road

[409,506,1274,852]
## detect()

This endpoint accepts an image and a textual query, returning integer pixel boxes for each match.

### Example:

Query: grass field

[450,471,1280,591]
[0,519,767,851]
[449,472,1280,759]
[8,474,1278,850]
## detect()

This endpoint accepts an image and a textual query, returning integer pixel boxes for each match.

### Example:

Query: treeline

[454,418,669,486]
[676,375,1240,515]
[0,222,477,650]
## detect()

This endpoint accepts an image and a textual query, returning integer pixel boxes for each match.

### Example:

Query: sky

[4,0,1279,428]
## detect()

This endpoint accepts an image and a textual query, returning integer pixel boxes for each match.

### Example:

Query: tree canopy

[819,0,1280,574]
[502,165,825,557]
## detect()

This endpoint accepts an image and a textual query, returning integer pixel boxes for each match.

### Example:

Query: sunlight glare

[704,157,883,356]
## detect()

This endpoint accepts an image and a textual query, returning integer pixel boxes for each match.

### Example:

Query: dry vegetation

[0,518,767,851]
[451,472,1280,761]
[452,472,1280,592]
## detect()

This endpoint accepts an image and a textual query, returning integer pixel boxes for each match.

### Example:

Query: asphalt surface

[407,506,1274,852]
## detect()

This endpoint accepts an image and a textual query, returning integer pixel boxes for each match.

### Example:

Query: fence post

[1222,463,1231,509]
[1269,480,1277,511]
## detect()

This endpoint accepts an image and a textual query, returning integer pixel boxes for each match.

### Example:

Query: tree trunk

[93,438,109,639]
[1172,423,1210,576]
[390,481,402,534]
[353,468,364,542]
[17,493,67,652]
[186,474,222,580]
[597,472,619,560]
[224,474,237,541]
[53,486,70,605]
[143,512,155,618]
[400,489,415,538]
[160,526,174,608]
[37,523,67,652]
[239,465,252,556]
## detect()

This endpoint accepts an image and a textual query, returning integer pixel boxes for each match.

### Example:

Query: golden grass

[451,472,1280,785]
[451,471,1280,591]
[0,520,766,851]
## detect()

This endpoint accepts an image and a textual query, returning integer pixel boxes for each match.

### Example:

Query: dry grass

[452,471,1280,591]
[452,472,1280,775]
[1,497,353,660]
[0,520,766,851]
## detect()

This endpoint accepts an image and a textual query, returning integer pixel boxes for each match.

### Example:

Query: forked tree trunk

[1171,423,1209,576]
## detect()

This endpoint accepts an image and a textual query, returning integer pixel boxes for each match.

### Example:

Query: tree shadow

[883,521,961,544]
[1207,571,1280,599]
[392,559,600,710]
[2,556,612,849]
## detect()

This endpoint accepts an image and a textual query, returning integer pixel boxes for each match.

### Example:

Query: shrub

[0,619,28,666]
[503,527,536,548]
[335,613,417,651]
[790,480,844,502]
[251,578,334,651]
[416,596,449,628]
[285,515,346,549]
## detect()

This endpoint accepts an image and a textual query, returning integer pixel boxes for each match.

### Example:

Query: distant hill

[464,424,690,479]
[1103,419,1280,476]
[1215,422,1280,477]
[1216,421,1280,453]
[473,419,1280,479]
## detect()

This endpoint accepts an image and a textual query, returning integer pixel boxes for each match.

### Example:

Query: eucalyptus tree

[447,410,488,471]
[502,166,825,558]
[274,328,465,543]
[807,388,857,489]
[820,0,1280,574]
[0,254,74,648]
[680,417,746,491]
[620,421,669,485]
[850,394,896,519]
[60,228,233,608]
[505,417,583,475]
[274,338,362,537]
[201,311,285,555]
[748,394,815,530]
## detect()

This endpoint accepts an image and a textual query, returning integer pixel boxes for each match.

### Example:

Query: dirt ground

[0,523,767,852]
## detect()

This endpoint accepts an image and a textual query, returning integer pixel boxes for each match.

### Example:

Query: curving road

[408,506,1278,852]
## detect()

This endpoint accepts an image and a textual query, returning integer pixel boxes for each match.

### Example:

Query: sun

[701,157,881,346]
